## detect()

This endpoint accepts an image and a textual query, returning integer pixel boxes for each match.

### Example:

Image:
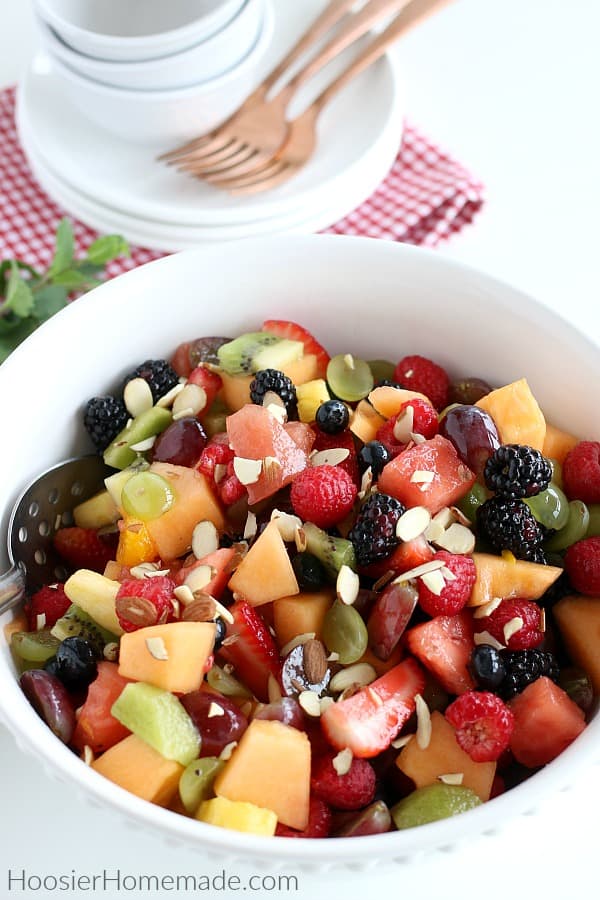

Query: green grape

[206,664,252,698]
[367,359,396,383]
[524,483,569,530]
[121,472,175,521]
[544,500,589,552]
[179,757,225,814]
[327,353,374,403]
[11,629,60,665]
[455,482,488,522]
[585,503,600,537]
[391,784,481,830]
[548,458,563,489]
[322,600,368,664]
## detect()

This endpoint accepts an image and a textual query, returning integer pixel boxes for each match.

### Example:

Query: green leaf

[0,318,39,363]
[86,234,129,266]
[0,259,39,296]
[33,285,68,321]
[48,218,75,277]
[4,262,35,317]
[51,269,96,290]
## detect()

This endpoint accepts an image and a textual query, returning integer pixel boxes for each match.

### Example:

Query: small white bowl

[32,0,246,62]
[36,0,264,91]
[46,0,273,146]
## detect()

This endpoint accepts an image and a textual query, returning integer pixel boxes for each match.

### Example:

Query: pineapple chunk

[64,570,123,635]
[196,797,277,836]
[73,490,119,529]
[296,379,331,423]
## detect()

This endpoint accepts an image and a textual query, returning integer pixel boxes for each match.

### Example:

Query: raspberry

[375,417,406,459]
[290,465,357,529]
[399,399,439,440]
[475,597,544,650]
[83,396,128,451]
[312,429,359,486]
[348,493,405,567]
[25,583,70,630]
[115,575,176,632]
[417,550,476,616]
[563,442,600,503]
[499,649,560,699]
[123,359,179,403]
[484,444,552,499]
[197,434,234,480]
[564,536,600,595]
[53,527,116,573]
[275,796,332,838]
[445,691,514,762]
[393,355,450,411]
[310,752,376,810]
[249,369,296,414]
[476,497,545,561]
[218,465,246,507]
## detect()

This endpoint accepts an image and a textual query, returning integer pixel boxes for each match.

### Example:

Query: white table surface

[2,2,600,898]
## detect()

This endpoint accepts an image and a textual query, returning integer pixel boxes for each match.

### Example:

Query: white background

[1,2,600,898]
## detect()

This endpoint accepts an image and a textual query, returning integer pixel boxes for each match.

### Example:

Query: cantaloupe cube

[228,520,299,606]
[468,552,562,607]
[116,516,158,568]
[554,594,600,693]
[196,796,277,836]
[92,733,183,807]
[64,569,123,635]
[368,386,431,418]
[349,400,386,443]
[272,590,334,648]
[146,463,224,561]
[476,378,546,450]
[214,719,311,829]
[396,711,496,801]
[118,622,216,693]
[219,355,320,412]
[542,424,580,466]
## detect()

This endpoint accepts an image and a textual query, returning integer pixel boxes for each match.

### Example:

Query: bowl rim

[32,0,247,56]
[2,234,599,865]
[45,0,272,98]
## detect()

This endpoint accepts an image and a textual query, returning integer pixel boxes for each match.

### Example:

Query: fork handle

[282,0,411,99]
[264,0,359,91]
[0,562,26,616]
[313,0,455,111]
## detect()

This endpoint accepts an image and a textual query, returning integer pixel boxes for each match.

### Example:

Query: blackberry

[375,379,404,389]
[477,496,545,561]
[315,399,349,435]
[292,552,327,591]
[348,493,405,567]
[249,368,296,414]
[84,395,128,451]
[358,440,390,478]
[484,444,552,499]
[124,359,179,403]
[498,648,560,699]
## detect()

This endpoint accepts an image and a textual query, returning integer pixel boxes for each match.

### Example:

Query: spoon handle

[0,563,26,616]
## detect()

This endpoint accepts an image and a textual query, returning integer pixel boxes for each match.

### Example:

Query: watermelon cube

[405,609,476,695]
[508,677,585,767]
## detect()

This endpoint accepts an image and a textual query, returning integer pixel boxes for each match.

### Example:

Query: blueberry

[292,552,327,591]
[469,644,506,690]
[213,617,227,651]
[315,400,350,435]
[358,440,390,477]
[46,637,99,690]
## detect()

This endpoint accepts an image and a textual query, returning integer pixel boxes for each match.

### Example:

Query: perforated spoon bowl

[0,455,110,616]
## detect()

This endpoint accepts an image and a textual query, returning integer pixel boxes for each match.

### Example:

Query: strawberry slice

[25,583,70,630]
[405,608,476,695]
[188,365,223,414]
[262,320,330,379]
[217,600,281,702]
[367,581,419,661]
[174,547,237,599]
[320,658,425,758]
[360,534,435,580]
[53,527,116,573]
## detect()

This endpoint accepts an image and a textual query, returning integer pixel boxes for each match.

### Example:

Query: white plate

[20,119,399,250]
[18,0,404,227]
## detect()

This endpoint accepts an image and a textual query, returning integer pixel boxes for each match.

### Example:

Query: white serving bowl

[45,0,273,146]
[36,0,264,91]
[32,0,245,62]
[0,235,598,869]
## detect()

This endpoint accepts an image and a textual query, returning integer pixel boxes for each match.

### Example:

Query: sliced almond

[424,519,446,543]
[279,632,316,658]
[302,639,328,684]
[129,435,156,453]
[219,741,238,761]
[243,511,257,541]
[182,594,217,622]
[83,745,95,767]
[391,733,414,750]
[116,594,158,628]
[183,564,214,594]
[474,630,505,650]
[145,636,169,660]
[540,607,546,633]
[191,520,219,560]
[434,522,475,555]
[271,509,303,542]
[329,663,377,694]
[358,466,373,500]
[372,569,395,591]
[319,696,334,715]
[336,565,360,606]
[212,597,234,625]
[267,673,282,703]
[36,613,46,631]
[130,562,169,579]
[310,447,350,468]
[503,616,524,643]
[214,463,227,485]
[298,690,321,717]
[233,457,263,485]
[156,381,185,408]
[432,507,456,529]
[438,773,464,785]
[410,432,427,444]
[420,568,447,596]
[410,470,435,485]
[294,526,307,553]
[207,701,225,718]
[396,506,431,542]
[415,694,432,749]
[173,584,195,607]
[172,383,207,418]
[440,566,457,582]
[332,747,353,776]
[366,686,384,707]
[450,506,473,527]
[172,407,194,421]
[343,353,355,370]
[392,405,414,443]
[263,456,283,484]
[473,596,503,619]
[103,642,119,662]
[393,558,446,585]
[123,377,153,418]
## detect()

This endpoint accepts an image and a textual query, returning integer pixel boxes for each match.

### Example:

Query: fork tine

[158,132,222,161]
[203,149,276,183]
[172,140,250,172]
[216,159,289,191]
[165,136,244,167]
[228,164,298,196]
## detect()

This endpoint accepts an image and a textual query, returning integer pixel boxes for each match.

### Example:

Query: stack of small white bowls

[32,0,273,144]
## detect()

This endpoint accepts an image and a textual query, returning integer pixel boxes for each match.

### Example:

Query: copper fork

[207,0,455,195]
[161,0,412,179]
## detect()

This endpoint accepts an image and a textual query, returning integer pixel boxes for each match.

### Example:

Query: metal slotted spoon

[0,455,110,616]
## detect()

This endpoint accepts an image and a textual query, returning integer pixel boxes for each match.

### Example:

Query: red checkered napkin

[0,85,484,276]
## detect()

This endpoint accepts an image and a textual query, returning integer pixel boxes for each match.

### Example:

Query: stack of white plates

[18,1,405,252]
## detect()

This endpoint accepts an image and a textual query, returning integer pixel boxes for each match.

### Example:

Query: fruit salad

[6,319,600,839]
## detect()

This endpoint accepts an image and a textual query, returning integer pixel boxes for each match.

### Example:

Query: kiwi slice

[303,522,357,581]
[216,332,304,376]
[103,406,172,470]
[112,682,200,766]
[51,604,117,654]
[179,757,225,814]
[11,629,61,670]
[391,783,481,830]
